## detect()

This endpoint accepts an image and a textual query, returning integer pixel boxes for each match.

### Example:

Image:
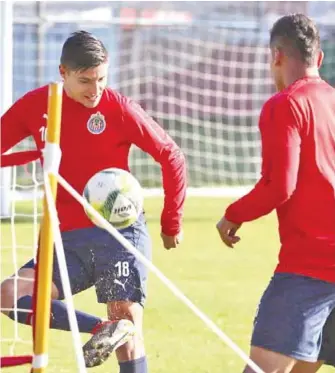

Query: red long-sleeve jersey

[1,86,187,235]
[225,77,335,282]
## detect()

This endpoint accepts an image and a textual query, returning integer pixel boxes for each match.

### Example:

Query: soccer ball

[83,168,143,229]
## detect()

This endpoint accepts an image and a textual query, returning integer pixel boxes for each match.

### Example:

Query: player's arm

[220,96,301,229]
[120,98,187,240]
[1,97,41,167]
[217,96,302,247]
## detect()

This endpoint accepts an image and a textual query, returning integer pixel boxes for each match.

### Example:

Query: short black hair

[60,30,108,71]
[270,14,320,66]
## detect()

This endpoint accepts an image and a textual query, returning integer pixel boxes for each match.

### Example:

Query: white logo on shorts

[114,278,128,291]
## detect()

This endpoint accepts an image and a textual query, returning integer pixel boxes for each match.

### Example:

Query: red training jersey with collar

[1,86,187,235]
[225,77,335,282]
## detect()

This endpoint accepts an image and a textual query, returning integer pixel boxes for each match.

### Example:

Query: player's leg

[291,299,335,373]
[243,350,324,373]
[83,213,151,372]
[243,347,296,373]
[1,267,58,324]
[290,360,324,373]
[46,228,106,333]
[242,273,335,373]
[83,301,141,369]
[1,229,101,333]
[110,301,145,370]
[1,265,100,333]
[315,307,335,371]
[291,308,335,373]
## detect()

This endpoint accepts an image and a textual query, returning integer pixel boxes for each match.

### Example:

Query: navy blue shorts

[21,214,151,306]
[251,273,335,366]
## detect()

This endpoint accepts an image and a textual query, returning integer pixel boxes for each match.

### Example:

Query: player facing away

[217,14,335,373]
[0,31,186,371]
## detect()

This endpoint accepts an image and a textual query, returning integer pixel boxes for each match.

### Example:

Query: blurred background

[5,1,335,191]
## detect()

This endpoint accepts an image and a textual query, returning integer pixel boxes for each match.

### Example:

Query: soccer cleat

[83,319,135,368]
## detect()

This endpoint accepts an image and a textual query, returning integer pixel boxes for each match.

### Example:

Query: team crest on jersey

[87,112,106,134]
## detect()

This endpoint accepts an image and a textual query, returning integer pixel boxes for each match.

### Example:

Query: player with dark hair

[217,14,335,373]
[1,30,186,372]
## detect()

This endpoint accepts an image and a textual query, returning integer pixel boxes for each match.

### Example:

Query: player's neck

[284,65,320,88]
[63,86,77,102]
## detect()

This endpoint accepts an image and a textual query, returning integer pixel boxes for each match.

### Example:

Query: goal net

[8,8,272,203]
[6,2,335,203]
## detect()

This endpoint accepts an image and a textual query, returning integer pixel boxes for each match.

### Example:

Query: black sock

[119,356,148,373]
[8,295,33,324]
[8,295,102,333]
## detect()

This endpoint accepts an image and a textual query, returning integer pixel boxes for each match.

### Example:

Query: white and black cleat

[83,319,135,368]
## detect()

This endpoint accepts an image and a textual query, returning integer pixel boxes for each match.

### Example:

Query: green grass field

[0,197,333,373]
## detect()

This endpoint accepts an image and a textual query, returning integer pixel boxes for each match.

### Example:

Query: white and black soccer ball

[83,168,143,229]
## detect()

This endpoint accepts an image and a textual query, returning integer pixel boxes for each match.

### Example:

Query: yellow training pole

[32,82,63,373]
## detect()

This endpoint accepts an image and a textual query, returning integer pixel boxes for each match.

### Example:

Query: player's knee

[0,278,15,314]
[107,300,143,327]
[0,269,35,314]
[244,346,296,373]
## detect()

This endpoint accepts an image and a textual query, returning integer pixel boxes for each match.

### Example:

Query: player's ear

[59,64,66,80]
[317,50,324,69]
[273,47,283,67]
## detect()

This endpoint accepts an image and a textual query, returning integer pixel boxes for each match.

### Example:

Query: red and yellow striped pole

[32,82,63,373]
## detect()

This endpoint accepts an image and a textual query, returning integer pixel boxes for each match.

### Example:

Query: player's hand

[161,231,183,250]
[216,217,241,248]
